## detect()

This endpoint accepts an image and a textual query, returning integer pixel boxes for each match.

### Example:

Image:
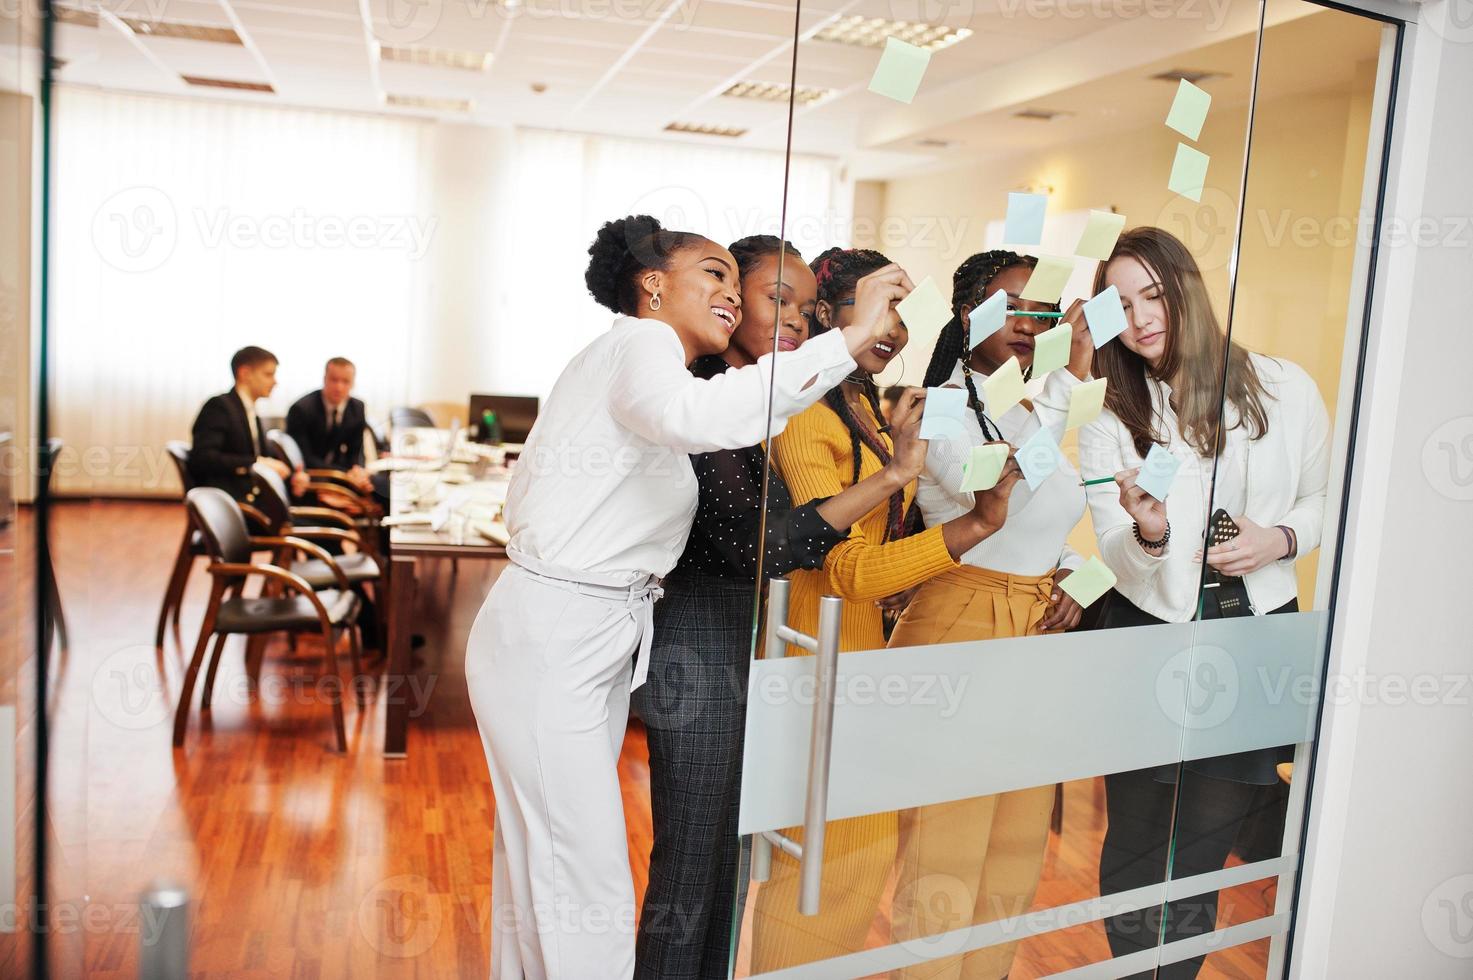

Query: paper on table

[897,276,952,335]
[1015,425,1063,491]
[1058,555,1118,608]
[1165,78,1212,140]
[920,385,969,440]
[1004,192,1048,246]
[1075,210,1127,261]
[960,443,1010,492]
[1083,285,1128,347]
[1168,143,1210,203]
[867,36,932,104]
[1066,377,1108,430]
[979,356,1026,416]
[1030,323,1072,378]
[1136,444,1182,500]
[969,289,1007,350]
[1019,255,1074,304]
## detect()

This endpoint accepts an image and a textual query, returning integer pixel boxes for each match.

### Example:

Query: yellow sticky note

[1030,323,1072,378]
[867,36,932,104]
[1165,78,1212,140]
[896,276,952,335]
[1058,555,1117,608]
[1075,210,1126,261]
[1019,255,1074,304]
[1168,144,1209,203]
[1065,377,1108,430]
[960,443,1009,492]
[979,356,1025,417]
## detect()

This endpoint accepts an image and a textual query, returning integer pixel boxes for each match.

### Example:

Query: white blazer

[1078,352,1331,622]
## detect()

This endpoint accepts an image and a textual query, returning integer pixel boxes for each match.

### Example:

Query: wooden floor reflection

[6,500,1271,977]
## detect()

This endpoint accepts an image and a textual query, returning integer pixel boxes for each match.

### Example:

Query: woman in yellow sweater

[749,248,1024,972]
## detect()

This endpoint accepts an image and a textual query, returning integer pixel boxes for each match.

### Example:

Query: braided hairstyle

[809,246,909,543]
[921,250,1042,442]
[584,214,706,315]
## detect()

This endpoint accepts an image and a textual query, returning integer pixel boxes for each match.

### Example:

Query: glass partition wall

[736,0,1397,977]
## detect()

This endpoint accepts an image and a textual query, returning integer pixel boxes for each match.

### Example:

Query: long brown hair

[1091,227,1272,458]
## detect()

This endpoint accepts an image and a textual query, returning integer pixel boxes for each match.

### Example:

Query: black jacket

[188,390,262,501]
[286,390,366,471]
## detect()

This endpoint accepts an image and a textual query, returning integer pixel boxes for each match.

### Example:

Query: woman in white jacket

[1078,227,1330,979]
[465,214,912,980]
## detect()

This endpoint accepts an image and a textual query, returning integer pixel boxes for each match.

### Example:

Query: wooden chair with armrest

[156,441,210,647]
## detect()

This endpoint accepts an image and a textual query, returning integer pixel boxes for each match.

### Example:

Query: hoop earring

[872,350,907,388]
[649,293,662,311]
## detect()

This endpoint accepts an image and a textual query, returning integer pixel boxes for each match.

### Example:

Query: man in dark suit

[286,357,384,505]
[189,346,307,501]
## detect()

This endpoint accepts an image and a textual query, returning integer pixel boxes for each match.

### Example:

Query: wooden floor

[1,500,1273,978]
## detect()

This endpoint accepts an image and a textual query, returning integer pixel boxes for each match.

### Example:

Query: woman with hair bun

[465,215,914,980]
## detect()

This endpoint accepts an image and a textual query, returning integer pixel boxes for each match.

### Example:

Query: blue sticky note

[920,386,968,440]
[1004,192,1048,246]
[969,289,1007,350]
[1084,285,1128,347]
[1136,444,1181,501]
[1015,425,1063,491]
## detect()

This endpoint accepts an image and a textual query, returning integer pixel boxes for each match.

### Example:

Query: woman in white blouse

[464,214,913,980]
[1079,227,1330,978]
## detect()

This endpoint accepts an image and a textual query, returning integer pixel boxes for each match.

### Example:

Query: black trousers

[1094,590,1295,979]
[631,572,753,980]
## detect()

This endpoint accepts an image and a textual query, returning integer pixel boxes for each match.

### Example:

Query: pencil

[1013,311,1065,318]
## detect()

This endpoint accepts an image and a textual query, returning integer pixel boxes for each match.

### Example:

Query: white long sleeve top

[1077,352,1331,622]
[505,316,856,587]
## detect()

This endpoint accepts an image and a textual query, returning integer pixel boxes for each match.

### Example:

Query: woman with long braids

[633,236,934,980]
[749,247,1026,971]
[885,249,1095,979]
[1081,227,1329,979]
[465,215,911,979]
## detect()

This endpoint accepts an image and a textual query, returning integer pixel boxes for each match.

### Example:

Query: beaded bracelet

[1133,520,1170,550]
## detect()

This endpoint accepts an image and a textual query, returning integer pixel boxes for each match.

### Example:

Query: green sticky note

[1030,322,1072,378]
[1058,555,1117,609]
[1075,210,1126,261]
[1168,144,1209,203]
[960,442,1009,492]
[1066,377,1108,430]
[867,36,932,104]
[896,275,952,335]
[979,355,1025,417]
[1165,78,1211,140]
[1019,255,1074,304]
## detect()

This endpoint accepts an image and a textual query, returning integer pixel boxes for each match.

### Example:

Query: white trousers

[466,563,644,980]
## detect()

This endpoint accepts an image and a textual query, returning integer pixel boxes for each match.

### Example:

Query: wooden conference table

[379,429,513,757]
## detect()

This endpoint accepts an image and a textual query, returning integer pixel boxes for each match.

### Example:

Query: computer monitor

[468,394,539,445]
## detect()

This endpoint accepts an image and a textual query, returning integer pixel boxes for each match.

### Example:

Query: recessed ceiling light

[182,76,273,93]
[121,17,242,45]
[386,94,474,113]
[664,121,747,138]
[722,81,836,107]
[915,137,956,148]
[1151,69,1227,85]
[1013,108,1072,121]
[379,43,492,73]
[815,16,972,52]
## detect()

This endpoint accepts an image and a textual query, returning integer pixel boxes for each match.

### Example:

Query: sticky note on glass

[969,289,1007,350]
[1075,210,1126,261]
[1030,322,1072,378]
[896,275,951,335]
[1136,444,1181,501]
[1015,425,1063,491]
[1066,377,1107,430]
[867,36,932,104]
[1058,555,1117,608]
[1168,144,1209,203]
[1004,192,1048,246]
[979,356,1025,417]
[1020,255,1074,304]
[1165,78,1211,140]
[1083,285,1128,347]
[960,443,1010,492]
[919,385,968,440]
